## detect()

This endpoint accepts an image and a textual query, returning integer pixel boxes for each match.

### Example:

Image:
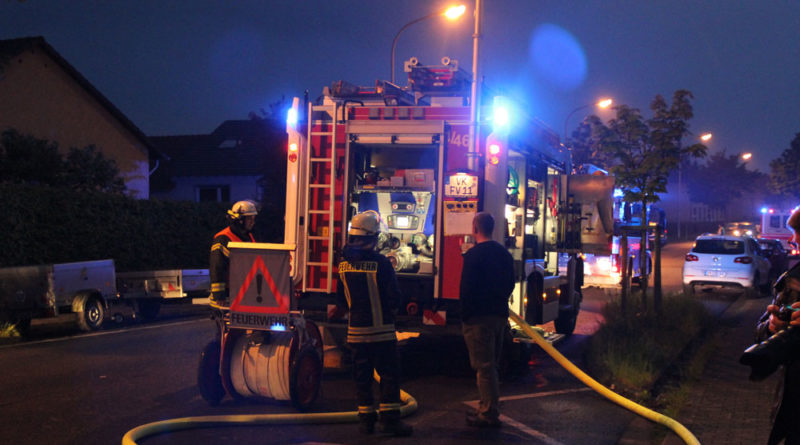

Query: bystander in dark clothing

[755,207,800,445]
[756,262,800,445]
[460,212,515,428]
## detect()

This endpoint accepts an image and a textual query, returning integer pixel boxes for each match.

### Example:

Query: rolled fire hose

[508,311,700,445]
[123,311,699,445]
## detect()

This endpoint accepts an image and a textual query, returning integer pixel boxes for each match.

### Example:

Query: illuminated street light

[741,152,752,161]
[563,98,614,148]
[678,131,712,239]
[390,4,465,84]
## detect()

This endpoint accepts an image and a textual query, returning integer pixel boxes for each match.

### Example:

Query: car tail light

[734,256,753,264]
[685,254,699,262]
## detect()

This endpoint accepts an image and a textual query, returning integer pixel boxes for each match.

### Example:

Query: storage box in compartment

[404,169,434,189]
[390,176,405,187]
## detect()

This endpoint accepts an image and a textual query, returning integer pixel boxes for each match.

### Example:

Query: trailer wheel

[198,339,225,406]
[290,346,322,411]
[77,297,104,331]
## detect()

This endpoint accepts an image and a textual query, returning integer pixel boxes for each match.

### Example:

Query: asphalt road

[0,241,728,445]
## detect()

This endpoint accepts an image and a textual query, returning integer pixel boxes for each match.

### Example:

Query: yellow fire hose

[122,311,699,445]
[121,371,417,445]
[508,311,700,445]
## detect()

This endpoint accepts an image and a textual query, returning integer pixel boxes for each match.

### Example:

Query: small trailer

[0,259,117,334]
[116,269,210,320]
[0,260,211,335]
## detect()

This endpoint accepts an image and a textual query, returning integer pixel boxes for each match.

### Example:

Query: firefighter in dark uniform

[209,200,257,308]
[336,211,412,437]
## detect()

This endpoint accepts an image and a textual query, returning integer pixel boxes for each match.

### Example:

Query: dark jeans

[350,340,402,412]
[462,315,507,420]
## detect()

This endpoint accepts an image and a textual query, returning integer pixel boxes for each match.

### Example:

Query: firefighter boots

[378,410,413,436]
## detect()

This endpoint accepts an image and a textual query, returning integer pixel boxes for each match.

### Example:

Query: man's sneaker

[358,412,377,435]
[466,412,501,428]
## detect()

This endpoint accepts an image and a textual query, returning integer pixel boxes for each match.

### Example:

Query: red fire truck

[282,58,614,342]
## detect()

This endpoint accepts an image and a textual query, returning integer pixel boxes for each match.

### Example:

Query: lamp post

[390,4,465,84]
[677,132,712,240]
[563,98,613,146]
[468,0,482,172]
[741,152,753,162]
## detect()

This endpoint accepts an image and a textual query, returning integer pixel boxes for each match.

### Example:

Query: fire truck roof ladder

[303,103,338,293]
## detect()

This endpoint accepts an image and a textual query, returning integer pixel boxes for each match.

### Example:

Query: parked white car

[682,234,771,297]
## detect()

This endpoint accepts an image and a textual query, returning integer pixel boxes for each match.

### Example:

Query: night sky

[2,0,798,172]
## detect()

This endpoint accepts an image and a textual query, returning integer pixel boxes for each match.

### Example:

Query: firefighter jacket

[209,226,255,301]
[336,245,402,344]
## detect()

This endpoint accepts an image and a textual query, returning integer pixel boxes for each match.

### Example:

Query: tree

[685,150,765,209]
[769,133,800,200]
[0,129,63,185]
[63,145,127,194]
[575,90,707,311]
[0,128,127,194]
[569,115,614,169]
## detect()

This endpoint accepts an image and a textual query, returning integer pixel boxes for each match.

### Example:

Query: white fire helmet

[228,200,258,220]
[349,211,380,236]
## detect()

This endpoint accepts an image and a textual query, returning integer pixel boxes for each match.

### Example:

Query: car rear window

[693,239,745,254]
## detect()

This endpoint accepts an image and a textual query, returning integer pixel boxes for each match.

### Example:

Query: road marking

[499,387,592,402]
[0,318,208,349]
[463,388,590,444]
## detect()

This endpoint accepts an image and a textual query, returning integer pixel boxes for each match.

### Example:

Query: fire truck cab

[284,58,612,339]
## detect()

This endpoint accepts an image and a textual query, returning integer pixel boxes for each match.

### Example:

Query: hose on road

[121,370,417,445]
[123,311,699,445]
[508,311,700,445]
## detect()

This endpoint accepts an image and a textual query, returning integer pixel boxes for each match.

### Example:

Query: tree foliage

[769,133,800,200]
[573,90,707,206]
[0,129,126,194]
[685,150,766,209]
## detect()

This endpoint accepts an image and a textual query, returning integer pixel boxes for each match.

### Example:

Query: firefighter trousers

[350,340,402,412]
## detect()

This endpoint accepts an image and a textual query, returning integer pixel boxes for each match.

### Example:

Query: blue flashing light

[493,105,509,129]
[270,324,287,331]
[492,96,511,132]
[613,188,624,198]
[761,207,768,214]
[286,107,298,127]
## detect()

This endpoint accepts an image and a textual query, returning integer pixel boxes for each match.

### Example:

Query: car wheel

[683,283,695,297]
[77,297,105,331]
[745,273,760,299]
[762,270,778,295]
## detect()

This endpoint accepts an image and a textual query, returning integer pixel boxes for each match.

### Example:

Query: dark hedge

[0,184,280,271]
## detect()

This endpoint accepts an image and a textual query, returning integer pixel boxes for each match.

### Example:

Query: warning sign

[227,243,294,330]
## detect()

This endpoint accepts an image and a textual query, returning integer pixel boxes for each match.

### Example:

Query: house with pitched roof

[150,118,286,204]
[0,36,154,198]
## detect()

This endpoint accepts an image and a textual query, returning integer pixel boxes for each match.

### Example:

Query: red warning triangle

[229,256,289,314]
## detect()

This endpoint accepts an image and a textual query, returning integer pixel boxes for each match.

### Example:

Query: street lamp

[741,152,753,161]
[563,98,613,146]
[677,132,712,240]
[390,4,466,84]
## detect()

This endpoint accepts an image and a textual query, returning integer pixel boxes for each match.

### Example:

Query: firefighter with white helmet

[336,211,412,436]
[209,200,258,308]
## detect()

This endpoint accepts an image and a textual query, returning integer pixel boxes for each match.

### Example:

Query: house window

[197,185,230,202]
